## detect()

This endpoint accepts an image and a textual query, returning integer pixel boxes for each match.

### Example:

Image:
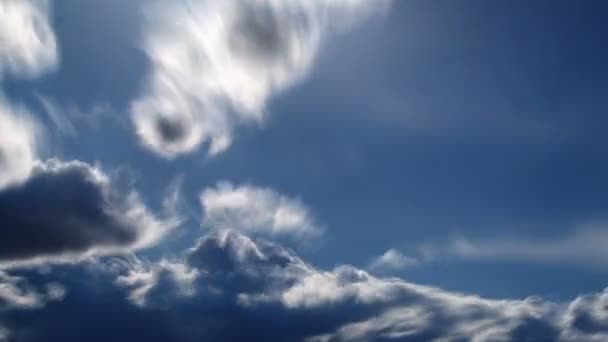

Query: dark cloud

[154,116,188,145]
[0,159,176,266]
[228,4,288,62]
[1,230,608,341]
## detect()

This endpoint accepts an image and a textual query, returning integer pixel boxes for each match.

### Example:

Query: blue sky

[1,0,608,341]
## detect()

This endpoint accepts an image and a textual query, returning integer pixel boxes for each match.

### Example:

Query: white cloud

[368,248,418,273]
[131,0,388,158]
[0,0,58,79]
[0,100,40,190]
[200,182,321,238]
[0,271,64,310]
[429,225,608,269]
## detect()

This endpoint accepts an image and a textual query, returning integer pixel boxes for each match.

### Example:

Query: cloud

[0,0,58,79]
[200,182,321,238]
[0,62,179,267]
[0,158,180,267]
[425,225,608,269]
[0,101,40,190]
[368,249,418,273]
[131,0,388,158]
[2,230,608,341]
[0,271,64,310]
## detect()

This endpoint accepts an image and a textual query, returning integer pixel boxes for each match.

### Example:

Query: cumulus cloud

[131,0,388,158]
[368,249,418,273]
[0,0,58,79]
[2,230,608,341]
[200,182,321,238]
[0,159,180,267]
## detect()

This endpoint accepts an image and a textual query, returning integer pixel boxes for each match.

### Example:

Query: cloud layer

[1,230,608,341]
[131,0,387,158]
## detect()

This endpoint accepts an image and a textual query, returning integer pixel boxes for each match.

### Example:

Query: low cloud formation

[131,0,388,158]
[0,0,57,79]
[0,158,180,267]
[1,230,608,340]
[201,182,321,238]
[368,248,418,273]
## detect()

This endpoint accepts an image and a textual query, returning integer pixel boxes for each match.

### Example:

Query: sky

[1,0,608,341]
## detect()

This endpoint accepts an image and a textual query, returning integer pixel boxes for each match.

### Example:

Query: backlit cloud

[0,0,57,79]
[131,0,388,158]
[200,182,321,238]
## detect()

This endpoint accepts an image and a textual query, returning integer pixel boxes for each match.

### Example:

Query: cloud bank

[131,0,388,158]
[1,230,608,341]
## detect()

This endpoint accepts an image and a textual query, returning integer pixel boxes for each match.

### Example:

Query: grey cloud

[1,230,608,341]
[0,159,179,266]
[115,230,608,341]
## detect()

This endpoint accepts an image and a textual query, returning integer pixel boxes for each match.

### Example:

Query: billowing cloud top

[201,182,321,238]
[0,0,57,78]
[131,0,387,158]
[1,229,604,341]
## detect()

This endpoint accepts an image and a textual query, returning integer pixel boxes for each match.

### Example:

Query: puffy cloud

[131,0,388,158]
[201,182,321,238]
[0,0,58,79]
[0,159,180,267]
[368,249,418,273]
[0,230,605,340]
[0,101,40,190]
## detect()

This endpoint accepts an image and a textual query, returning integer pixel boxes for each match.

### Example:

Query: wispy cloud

[422,224,608,269]
[368,248,419,273]
[131,0,388,158]
[0,0,57,79]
